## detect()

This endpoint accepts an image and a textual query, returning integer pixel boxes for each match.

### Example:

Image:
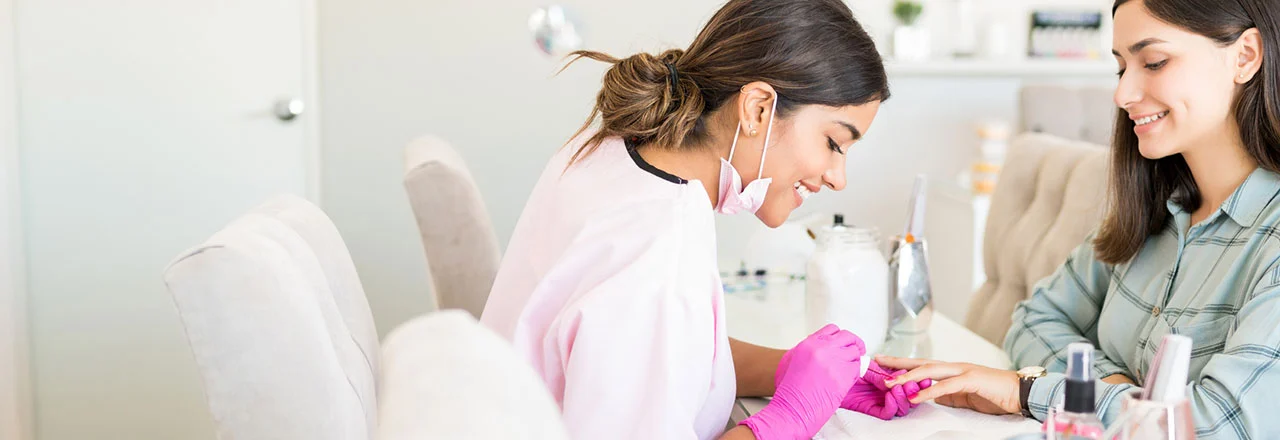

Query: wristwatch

[1017,366,1047,419]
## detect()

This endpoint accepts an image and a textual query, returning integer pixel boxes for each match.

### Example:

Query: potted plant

[892,0,930,62]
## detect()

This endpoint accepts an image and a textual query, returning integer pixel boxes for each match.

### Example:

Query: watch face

[1018,366,1046,377]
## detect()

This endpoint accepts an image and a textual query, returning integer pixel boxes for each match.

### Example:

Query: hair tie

[664,62,680,95]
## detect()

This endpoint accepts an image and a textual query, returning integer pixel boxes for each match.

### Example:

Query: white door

[15,0,316,438]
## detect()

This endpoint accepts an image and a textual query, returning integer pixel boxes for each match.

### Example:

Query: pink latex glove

[841,361,933,420]
[741,324,865,440]
[776,353,934,421]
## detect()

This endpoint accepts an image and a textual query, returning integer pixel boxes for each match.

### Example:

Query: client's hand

[875,355,1020,416]
[1102,374,1137,385]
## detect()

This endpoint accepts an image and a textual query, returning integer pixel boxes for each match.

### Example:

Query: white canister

[893,26,932,62]
[805,214,890,355]
[982,22,1012,60]
[952,0,978,57]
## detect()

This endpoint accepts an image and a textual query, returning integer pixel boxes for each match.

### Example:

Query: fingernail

[907,393,919,402]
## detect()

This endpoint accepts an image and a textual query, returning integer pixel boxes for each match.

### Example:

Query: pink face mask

[715,91,778,215]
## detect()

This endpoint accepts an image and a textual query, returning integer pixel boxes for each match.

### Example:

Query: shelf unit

[885,58,1117,78]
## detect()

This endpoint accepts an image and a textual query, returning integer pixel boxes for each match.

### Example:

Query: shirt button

[1152,306,1161,317]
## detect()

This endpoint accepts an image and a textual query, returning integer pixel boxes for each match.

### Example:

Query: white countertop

[724,279,1041,440]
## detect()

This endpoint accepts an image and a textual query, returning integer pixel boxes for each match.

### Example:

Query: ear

[736,81,777,137]
[1235,28,1263,84]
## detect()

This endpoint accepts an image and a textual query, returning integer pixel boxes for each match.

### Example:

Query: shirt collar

[1167,167,1280,228]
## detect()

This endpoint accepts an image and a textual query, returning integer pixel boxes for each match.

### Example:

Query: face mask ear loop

[757,91,779,180]
[728,122,741,162]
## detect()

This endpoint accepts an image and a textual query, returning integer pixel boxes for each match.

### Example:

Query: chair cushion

[964,134,1108,344]
[403,136,502,318]
[165,214,371,439]
[377,310,569,440]
[250,195,380,416]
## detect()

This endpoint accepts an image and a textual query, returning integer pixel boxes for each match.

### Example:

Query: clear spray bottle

[1046,343,1105,439]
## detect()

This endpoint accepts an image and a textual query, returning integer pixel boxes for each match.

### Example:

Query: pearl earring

[750,129,758,137]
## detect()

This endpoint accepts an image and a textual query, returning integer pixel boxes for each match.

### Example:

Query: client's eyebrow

[837,121,862,141]
[1112,37,1167,56]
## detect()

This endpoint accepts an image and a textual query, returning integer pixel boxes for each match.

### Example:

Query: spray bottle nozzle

[1066,342,1094,382]
[1063,342,1097,414]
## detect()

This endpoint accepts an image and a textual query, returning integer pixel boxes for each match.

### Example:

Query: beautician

[480,0,930,438]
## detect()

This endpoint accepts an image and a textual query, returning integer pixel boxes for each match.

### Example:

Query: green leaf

[892,1,924,26]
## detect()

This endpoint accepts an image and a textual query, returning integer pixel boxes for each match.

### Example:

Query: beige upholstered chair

[1020,85,1117,146]
[403,136,501,319]
[964,134,1110,344]
[164,195,567,440]
[377,310,569,440]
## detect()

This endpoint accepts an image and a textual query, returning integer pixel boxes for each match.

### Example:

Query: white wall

[317,0,717,335]
[1,0,33,437]
[319,0,1115,333]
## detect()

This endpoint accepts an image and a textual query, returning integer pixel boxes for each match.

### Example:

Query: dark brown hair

[1096,0,1280,264]
[562,0,889,165]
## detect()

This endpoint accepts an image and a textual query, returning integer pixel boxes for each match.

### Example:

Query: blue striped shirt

[1005,167,1280,439]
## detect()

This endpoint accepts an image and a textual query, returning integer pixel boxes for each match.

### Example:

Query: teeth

[794,182,813,200]
[1136,111,1169,126]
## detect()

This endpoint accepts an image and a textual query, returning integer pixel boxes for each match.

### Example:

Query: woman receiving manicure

[880,1,1280,438]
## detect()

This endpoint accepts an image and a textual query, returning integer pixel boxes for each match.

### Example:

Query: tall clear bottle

[805,214,890,355]
[884,175,934,357]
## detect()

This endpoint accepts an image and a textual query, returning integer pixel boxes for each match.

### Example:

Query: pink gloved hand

[775,338,935,421]
[841,360,933,420]
[741,324,865,440]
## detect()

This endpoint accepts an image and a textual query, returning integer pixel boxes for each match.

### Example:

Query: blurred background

[0,0,1119,438]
